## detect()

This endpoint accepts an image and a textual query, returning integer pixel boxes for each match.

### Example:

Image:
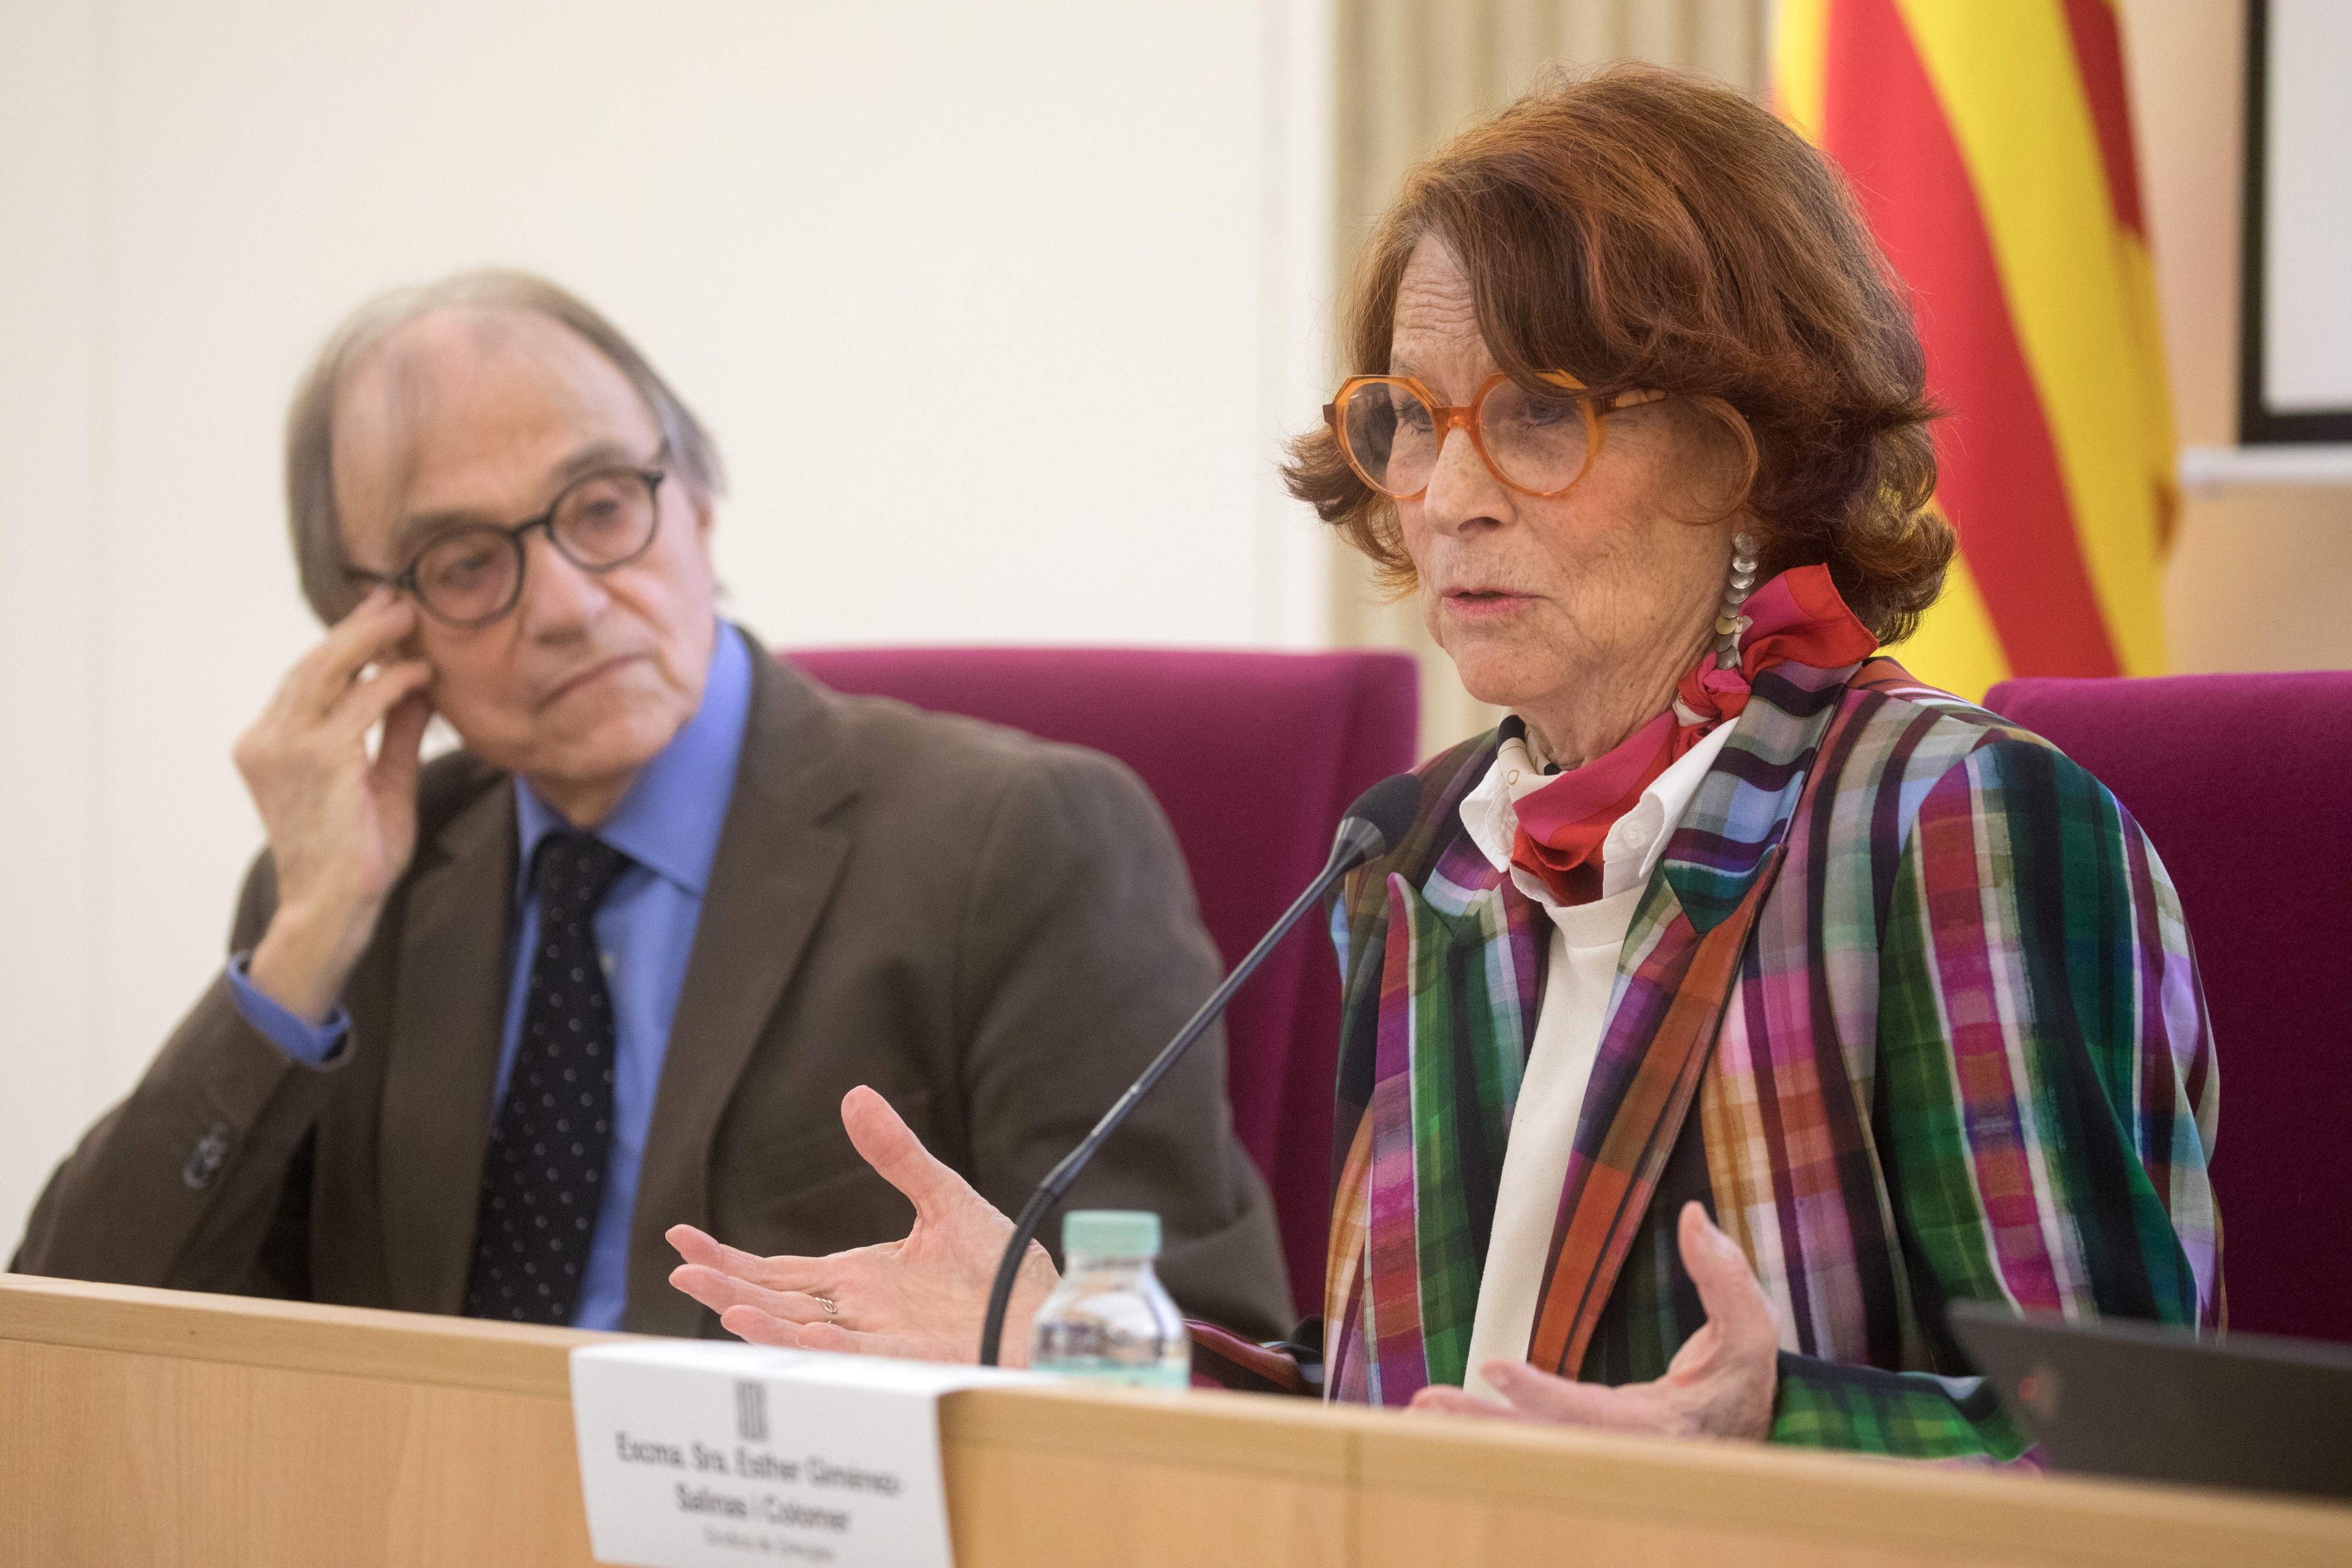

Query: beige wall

[2124,0,2352,674]
[0,0,1340,1255]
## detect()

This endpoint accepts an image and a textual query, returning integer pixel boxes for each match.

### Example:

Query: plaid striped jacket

[1316,654,2220,1459]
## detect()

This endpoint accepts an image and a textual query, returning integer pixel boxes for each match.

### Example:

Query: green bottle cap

[1061,1209,1161,1259]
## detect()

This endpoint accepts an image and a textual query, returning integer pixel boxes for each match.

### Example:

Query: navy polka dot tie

[462,830,631,1325]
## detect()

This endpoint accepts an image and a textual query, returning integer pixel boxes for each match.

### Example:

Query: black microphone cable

[975,772,1422,1368]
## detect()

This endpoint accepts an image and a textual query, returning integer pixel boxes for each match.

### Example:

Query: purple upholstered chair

[1983,671,2352,1344]
[786,647,1421,1317]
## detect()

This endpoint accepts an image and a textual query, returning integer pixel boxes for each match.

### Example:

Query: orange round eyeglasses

[1323,372,1665,501]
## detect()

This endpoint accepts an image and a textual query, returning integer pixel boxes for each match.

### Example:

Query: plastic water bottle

[1028,1210,1190,1391]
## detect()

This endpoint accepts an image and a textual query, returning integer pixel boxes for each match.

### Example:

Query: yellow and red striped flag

[1773,0,2177,699]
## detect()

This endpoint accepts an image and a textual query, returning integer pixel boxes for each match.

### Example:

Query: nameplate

[570,1340,1038,1568]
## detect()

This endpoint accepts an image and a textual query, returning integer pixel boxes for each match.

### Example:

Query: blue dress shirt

[227,621,755,1329]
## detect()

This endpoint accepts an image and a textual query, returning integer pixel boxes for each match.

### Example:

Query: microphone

[976,772,1422,1367]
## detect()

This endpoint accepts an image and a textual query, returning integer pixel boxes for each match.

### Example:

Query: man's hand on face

[238,587,436,1024]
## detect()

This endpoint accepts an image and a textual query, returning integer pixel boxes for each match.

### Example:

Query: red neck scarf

[1506,566,1876,905]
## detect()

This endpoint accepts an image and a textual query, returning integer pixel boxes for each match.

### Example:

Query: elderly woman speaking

[669,66,2218,1462]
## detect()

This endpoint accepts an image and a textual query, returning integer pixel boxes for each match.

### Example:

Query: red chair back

[1984,671,2352,1343]
[787,647,1419,1317]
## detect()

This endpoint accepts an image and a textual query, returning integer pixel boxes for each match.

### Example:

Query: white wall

[2118,0,2352,677]
[2259,0,2352,413]
[0,0,1337,1252]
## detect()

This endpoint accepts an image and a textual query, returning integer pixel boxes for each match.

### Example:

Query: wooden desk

[2,1274,2345,1566]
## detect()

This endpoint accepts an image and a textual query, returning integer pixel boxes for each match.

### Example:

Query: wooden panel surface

[943,1384,1354,1568]
[3,1276,2349,1568]
[1350,1405,2352,1568]
[0,1341,596,1566]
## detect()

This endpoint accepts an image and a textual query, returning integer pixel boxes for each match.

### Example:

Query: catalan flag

[1773,0,2177,699]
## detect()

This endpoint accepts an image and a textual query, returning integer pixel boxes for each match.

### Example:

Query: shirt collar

[513,620,754,901]
[1460,713,1739,907]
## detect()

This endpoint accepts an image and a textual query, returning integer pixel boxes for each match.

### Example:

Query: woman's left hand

[1411,1202,1779,1440]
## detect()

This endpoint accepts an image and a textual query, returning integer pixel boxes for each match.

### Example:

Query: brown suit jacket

[14,628,1292,1339]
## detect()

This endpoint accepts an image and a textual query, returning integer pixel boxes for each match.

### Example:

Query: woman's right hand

[667,1086,1061,1365]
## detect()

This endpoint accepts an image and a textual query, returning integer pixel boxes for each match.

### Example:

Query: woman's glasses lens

[1478,381,1594,494]
[1342,380,1440,497]
[1341,377,1596,498]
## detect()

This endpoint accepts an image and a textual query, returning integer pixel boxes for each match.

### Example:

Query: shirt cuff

[225,952,350,1066]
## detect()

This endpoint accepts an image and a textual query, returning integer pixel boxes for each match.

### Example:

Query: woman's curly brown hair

[1286,63,1952,644]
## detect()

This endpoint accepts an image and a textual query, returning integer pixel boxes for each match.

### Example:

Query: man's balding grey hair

[283,269,726,623]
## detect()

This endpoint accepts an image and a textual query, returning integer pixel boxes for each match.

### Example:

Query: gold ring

[813,1296,838,1318]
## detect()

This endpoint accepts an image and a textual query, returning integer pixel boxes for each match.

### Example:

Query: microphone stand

[975,825,1381,1367]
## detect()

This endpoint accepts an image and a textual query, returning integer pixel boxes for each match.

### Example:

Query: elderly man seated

[13,272,1289,1340]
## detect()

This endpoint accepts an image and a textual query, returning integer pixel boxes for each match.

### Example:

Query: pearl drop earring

[1715,531,1760,669]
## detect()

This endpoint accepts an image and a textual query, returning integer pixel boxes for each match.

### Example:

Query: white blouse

[1453,718,1736,1399]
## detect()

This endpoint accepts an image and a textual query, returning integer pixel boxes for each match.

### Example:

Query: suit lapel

[1351,828,1545,1400]
[1523,865,1773,1376]
[623,646,860,1334]
[1524,660,1860,1377]
[378,779,517,1315]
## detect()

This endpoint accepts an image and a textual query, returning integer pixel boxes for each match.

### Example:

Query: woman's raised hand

[667,1086,1060,1365]
[1409,1203,1780,1439]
